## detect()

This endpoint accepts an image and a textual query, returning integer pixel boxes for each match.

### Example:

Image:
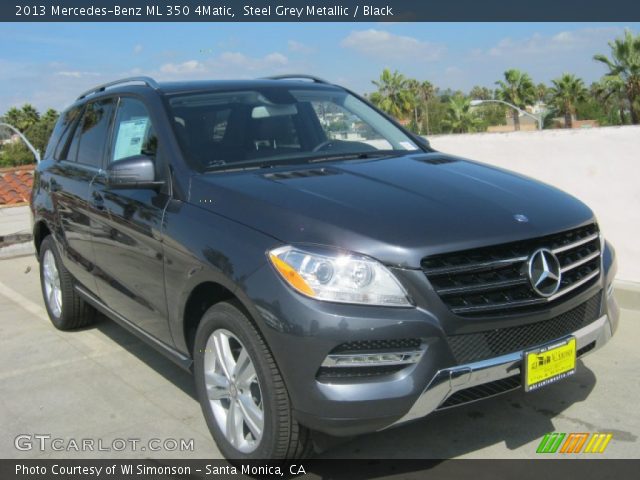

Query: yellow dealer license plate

[524,337,576,392]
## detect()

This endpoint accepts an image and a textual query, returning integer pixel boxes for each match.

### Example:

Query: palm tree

[442,95,482,133]
[406,78,421,132]
[370,69,412,120]
[418,81,436,135]
[2,104,40,132]
[495,69,536,131]
[594,29,640,124]
[535,83,549,103]
[469,86,493,100]
[592,77,628,124]
[549,74,588,128]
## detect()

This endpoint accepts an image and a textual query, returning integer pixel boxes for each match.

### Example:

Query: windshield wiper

[307,150,409,164]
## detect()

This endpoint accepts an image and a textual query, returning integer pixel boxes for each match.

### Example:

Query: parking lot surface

[1,255,638,459]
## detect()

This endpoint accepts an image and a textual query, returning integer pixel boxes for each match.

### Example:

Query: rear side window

[110,98,157,163]
[67,99,115,168]
[49,106,82,160]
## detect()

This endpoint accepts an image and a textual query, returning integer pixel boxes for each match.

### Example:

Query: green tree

[2,104,40,132]
[369,69,412,120]
[535,83,549,103]
[495,69,536,131]
[594,29,640,124]
[549,74,588,128]
[591,77,629,125]
[469,86,493,100]
[442,95,483,133]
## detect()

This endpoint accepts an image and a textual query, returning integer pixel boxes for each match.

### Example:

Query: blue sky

[1,22,639,113]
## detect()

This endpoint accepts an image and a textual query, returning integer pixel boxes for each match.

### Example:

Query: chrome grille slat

[552,233,600,254]
[438,277,528,296]
[422,224,601,317]
[423,256,528,276]
[450,269,600,314]
[561,250,601,273]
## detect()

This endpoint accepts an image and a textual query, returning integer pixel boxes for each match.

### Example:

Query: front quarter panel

[162,199,279,354]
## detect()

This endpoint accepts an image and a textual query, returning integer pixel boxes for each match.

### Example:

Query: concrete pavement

[0,254,638,459]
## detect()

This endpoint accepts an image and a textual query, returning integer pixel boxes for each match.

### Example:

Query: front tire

[193,301,312,459]
[39,235,96,330]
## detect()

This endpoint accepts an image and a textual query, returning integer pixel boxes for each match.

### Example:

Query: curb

[0,233,34,260]
[614,280,640,312]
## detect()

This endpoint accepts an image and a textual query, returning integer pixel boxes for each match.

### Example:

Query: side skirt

[75,284,193,372]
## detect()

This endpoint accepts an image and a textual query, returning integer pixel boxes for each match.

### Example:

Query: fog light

[321,348,425,368]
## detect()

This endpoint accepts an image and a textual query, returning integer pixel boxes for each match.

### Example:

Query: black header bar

[4,0,640,22]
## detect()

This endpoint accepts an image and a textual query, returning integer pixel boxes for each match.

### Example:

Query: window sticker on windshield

[113,118,149,161]
[400,141,419,150]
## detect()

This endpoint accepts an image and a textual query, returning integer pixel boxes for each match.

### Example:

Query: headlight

[268,245,411,307]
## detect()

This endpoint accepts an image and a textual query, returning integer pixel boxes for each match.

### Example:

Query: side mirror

[413,135,432,151]
[106,156,163,189]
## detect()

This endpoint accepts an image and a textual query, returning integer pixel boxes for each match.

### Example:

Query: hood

[189,153,595,268]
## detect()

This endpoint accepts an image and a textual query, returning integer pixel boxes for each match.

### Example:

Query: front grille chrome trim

[561,250,601,273]
[437,277,528,296]
[450,269,600,314]
[423,256,528,276]
[552,232,600,254]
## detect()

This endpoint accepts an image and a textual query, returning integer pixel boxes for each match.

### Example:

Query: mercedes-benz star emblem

[527,248,562,297]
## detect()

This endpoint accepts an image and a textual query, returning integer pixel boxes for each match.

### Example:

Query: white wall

[428,126,640,283]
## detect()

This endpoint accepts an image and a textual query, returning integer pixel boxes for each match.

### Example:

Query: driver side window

[110,98,157,164]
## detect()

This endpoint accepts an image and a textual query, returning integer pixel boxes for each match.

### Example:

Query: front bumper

[387,311,614,428]
[242,240,618,437]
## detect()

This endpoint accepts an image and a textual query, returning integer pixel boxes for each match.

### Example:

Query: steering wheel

[312,140,337,152]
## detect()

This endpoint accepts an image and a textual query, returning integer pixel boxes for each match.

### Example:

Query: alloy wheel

[203,329,264,453]
[43,249,62,318]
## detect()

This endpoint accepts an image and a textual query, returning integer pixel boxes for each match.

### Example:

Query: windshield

[166,87,420,171]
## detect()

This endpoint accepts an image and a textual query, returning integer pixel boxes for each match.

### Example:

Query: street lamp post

[0,122,41,163]
[470,99,543,131]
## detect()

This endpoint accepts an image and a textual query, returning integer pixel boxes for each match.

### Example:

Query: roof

[0,165,34,206]
[72,78,343,106]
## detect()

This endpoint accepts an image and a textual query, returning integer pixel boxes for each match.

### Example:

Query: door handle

[92,191,105,210]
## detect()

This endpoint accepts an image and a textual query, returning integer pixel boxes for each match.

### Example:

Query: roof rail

[77,76,160,100]
[262,74,330,84]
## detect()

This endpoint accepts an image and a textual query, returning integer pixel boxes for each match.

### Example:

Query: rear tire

[39,235,97,330]
[194,301,312,459]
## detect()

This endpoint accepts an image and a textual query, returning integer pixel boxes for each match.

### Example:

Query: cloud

[341,29,444,62]
[479,27,624,58]
[288,40,314,54]
[133,44,143,54]
[55,71,101,78]
[157,52,289,79]
[159,60,206,75]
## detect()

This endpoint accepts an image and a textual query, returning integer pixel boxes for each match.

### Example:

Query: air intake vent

[263,168,338,180]
[417,156,458,165]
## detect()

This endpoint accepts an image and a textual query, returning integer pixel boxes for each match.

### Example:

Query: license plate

[524,337,576,392]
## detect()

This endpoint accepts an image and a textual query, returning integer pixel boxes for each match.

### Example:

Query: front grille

[447,292,601,364]
[438,376,521,409]
[422,224,601,316]
[331,338,422,354]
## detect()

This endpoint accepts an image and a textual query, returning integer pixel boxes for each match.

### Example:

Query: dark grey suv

[31,75,619,459]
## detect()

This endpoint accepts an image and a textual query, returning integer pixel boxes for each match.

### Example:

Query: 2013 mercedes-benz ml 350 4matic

[31,75,619,459]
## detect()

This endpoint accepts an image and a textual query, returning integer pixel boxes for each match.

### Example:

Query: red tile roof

[0,165,35,206]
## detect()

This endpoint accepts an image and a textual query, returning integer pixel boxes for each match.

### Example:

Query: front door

[89,96,172,345]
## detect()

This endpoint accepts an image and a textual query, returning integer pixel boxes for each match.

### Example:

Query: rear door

[89,96,173,344]
[49,99,115,294]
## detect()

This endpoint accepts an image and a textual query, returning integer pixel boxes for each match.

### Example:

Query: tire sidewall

[193,302,280,459]
[39,236,64,328]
